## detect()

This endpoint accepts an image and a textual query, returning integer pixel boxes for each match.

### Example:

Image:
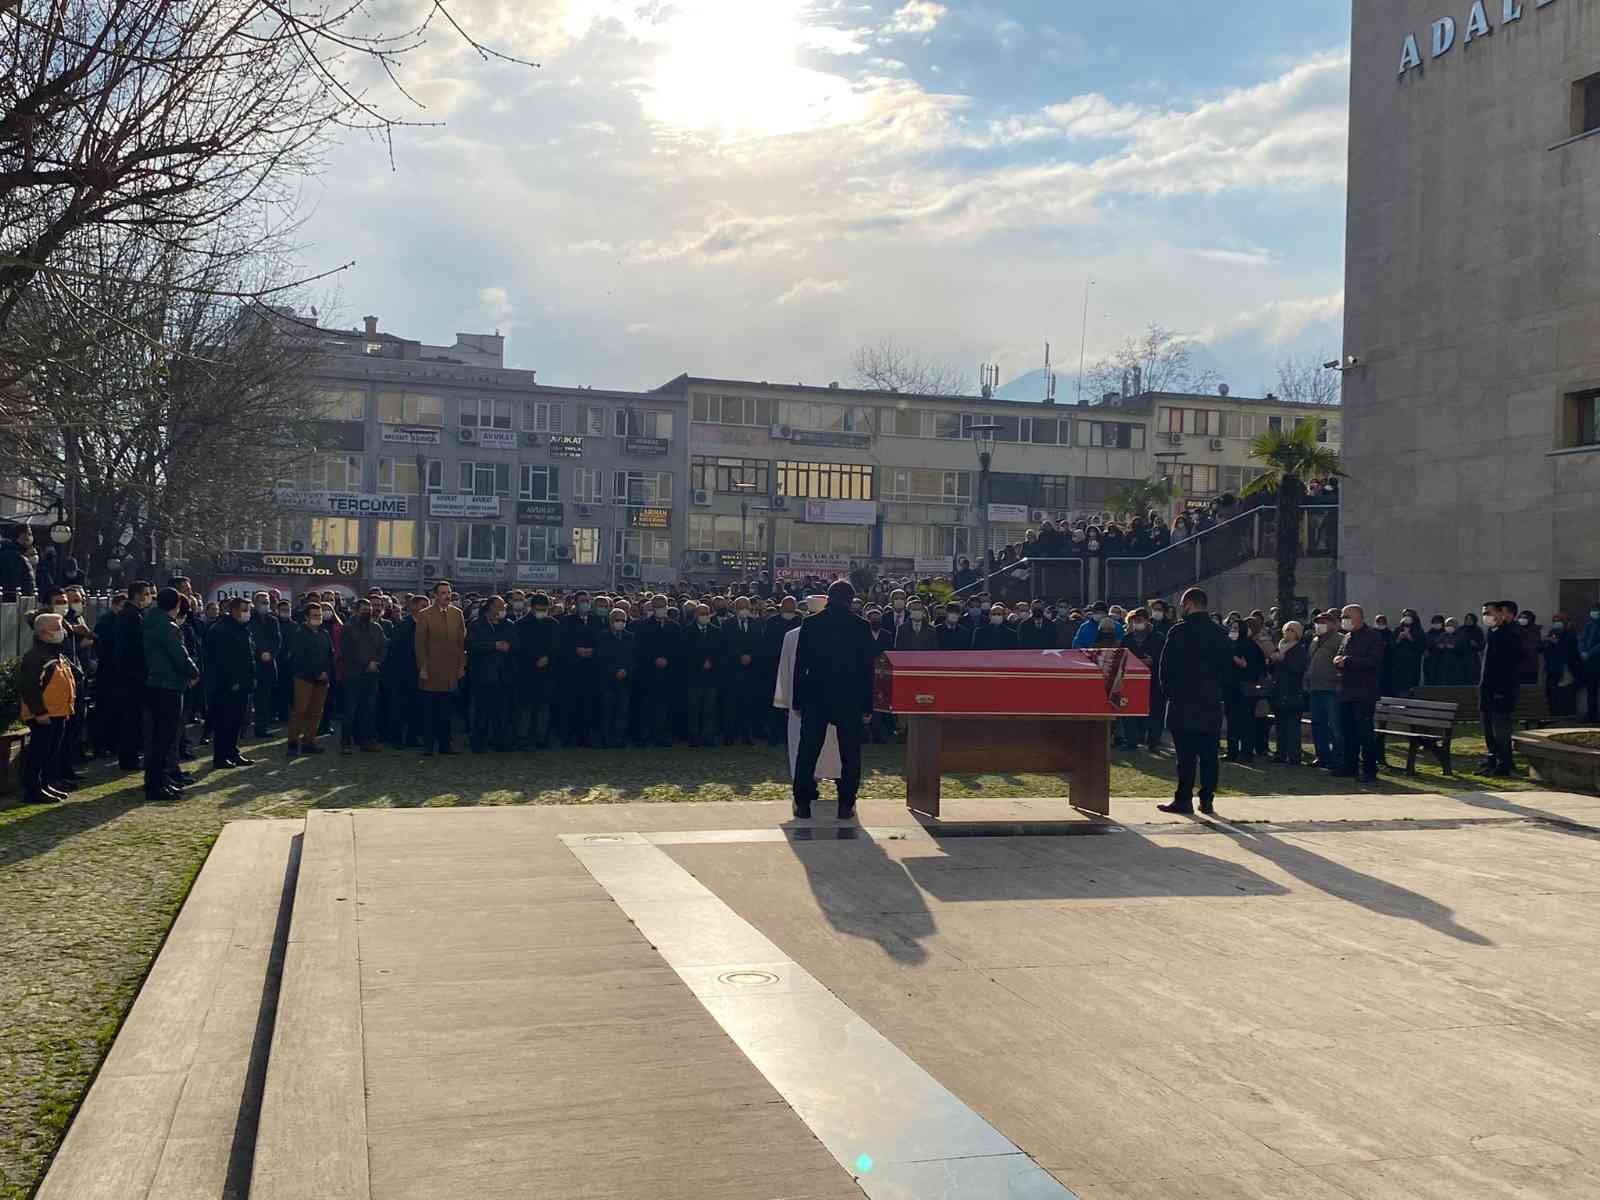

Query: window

[691,456,771,495]
[989,472,1042,507]
[688,514,769,550]
[519,464,559,501]
[615,408,674,439]
[1220,466,1243,495]
[523,400,562,433]
[1161,463,1220,498]
[690,393,779,427]
[883,524,971,559]
[613,470,673,506]
[1161,408,1221,437]
[881,468,970,503]
[1567,388,1600,447]
[1073,477,1139,506]
[1038,475,1070,511]
[573,468,605,504]
[459,461,512,497]
[1077,421,1145,450]
[617,530,673,565]
[933,412,963,439]
[310,517,361,555]
[578,405,609,437]
[228,520,283,551]
[295,454,361,491]
[877,406,921,437]
[316,388,366,421]
[374,520,417,557]
[774,461,873,500]
[517,526,556,563]
[376,391,443,427]
[460,397,512,430]
[776,401,866,434]
[377,457,442,494]
[1573,72,1600,137]
[773,520,870,556]
[571,527,601,565]
[1316,417,1340,444]
[1023,417,1060,445]
[422,521,442,559]
[455,523,508,562]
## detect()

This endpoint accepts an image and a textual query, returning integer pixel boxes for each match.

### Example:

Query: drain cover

[718,970,780,988]
[582,835,627,843]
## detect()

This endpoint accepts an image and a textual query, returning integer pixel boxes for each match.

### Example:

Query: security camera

[1322,360,1340,370]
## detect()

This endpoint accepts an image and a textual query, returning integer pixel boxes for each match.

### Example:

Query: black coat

[1224,634,1266,699]
[467,616,517,688]
[1481,622,1522,712]
[596,627,635,682]
[513,614,562,701]
[1158,612,1233,735]
[972,623,1019,651]
[1336,624,1383,705]
[560,612,605,693]
[249,611,283,681]
[1273,641,1310,710]
[1389,628,1425,691]
[721,616,764,684]
[1016,617,1056,649]
[937,620,970,650]
[384,615,420,684]
[895,620,940,650]
[681,622,723,686]
[635,617,681,690]
[792,603,878,718]
[0,540,34,597]
[204,617,256,699]
[113,602,147,685]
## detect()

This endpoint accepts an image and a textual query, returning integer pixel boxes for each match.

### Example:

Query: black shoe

[171,770,195,783]
[1475,758,1497,773]
[1157,802,1195,815]
[1199,801,1216,815]
[25,789,61,805]
[300,742,325,755]
[285,743,299,758]
[145,785,183,802]
[49,778,78,793]
[228,755,256,767]
[837,802,858,822]
[792,802,813,819]
[41,784,70,800]
[212,759,237,769]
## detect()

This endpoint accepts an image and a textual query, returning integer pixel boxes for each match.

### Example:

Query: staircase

[958,502,1341,611]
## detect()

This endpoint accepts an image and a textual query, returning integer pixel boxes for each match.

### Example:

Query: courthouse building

[1343,0,1600,617]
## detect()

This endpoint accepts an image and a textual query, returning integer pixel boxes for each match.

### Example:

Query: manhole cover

[718,970,780,988]
[583,835,627,843]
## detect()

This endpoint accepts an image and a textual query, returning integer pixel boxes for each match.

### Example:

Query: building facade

[1344,0,1600,618]
[207,318,688,602]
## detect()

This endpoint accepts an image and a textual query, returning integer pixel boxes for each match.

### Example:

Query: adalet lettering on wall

[1399,0,1547,77]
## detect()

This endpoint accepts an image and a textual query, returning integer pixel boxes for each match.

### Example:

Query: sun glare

[642,0,864,140]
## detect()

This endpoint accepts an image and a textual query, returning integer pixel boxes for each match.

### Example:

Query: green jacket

[290,622,334,682]
[143,607,200,692]
[340,616,388,675]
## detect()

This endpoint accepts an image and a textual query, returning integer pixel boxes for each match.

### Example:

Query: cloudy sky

[303,0,1351,398]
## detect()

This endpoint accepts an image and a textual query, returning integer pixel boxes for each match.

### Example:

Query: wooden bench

[1375,695,1458,775]
[1410,684,1558,728]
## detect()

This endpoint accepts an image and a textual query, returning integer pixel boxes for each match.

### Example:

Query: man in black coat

[248,590,283,737]
[1016,604,1057,649]
[719,596,764,745]
[513,593,562,749]
[635,596,681,747]
[1333,604,1384,781]
[1156,586,1233,815]
[1479,599,1522,775]
[790,579,878,821]
[559,592,605,747]
[761,597,802,746]
[114,580,154,769]
[972,604,1019,650]
[204,597,257,769]
[596,609,636,748]
[681,603,723,747]
[382,596,425,747]
[467,596,516,752]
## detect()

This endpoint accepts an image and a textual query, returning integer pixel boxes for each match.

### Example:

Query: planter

[1512,728,1600,795]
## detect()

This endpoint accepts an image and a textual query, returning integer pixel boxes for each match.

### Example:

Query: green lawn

[0,728,1539,1198]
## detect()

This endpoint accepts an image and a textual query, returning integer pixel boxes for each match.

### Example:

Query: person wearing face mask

[1331,605,1383,781]
[895,599,939,650]
[558,591,604,748]
[594,607,635,748]
[718,596,764,746]
[18,613,77,804]
[511,593,561,750]
[339,599,389,754]
[204,597,257,770]
[1513,610,1543,686]
[1269,621,1310,765]
[678,602,721,747]
[1305,611,1345,769]
[937,602,968,650]
[973,603,1019,651]
[1390,609,1426,694]
[0,524,36,599]
[1156,587,1231,816]
[1541,612,1581,719]
[1017,603,1057,650]
[1581,602,1600,724]
[1117,608,1165,752]
[1458,611,1485,683]
[270,596,296,724]
[636,595,681,747]
[283,600,333,758]
[381,595,425,748]
[1479,600,1522,775]
[1222,616,1266,763]
[142,588,200,797]
[761,597,803,747]
[1073,602,1121,649]
[465,596,515,753]
[963,598,986,631]
[113,581,155,770]
[1421,614,1449,685]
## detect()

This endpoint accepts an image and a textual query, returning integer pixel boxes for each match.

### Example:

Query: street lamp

[732,480,757,581]
[969,423,1000,575]
[49,502,71,549]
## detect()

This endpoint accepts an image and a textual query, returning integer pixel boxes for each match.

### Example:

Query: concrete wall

[1202,559,1340,621]
[1343,0,1600,620]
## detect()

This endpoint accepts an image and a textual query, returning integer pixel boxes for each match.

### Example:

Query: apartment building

[1146,390,1342,503]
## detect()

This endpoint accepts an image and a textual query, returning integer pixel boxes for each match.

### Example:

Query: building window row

[690,456,771,495]
[775,460,873,501]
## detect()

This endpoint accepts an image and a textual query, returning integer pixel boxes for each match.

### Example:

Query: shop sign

[429,494,502,518]
[516,501,565,526]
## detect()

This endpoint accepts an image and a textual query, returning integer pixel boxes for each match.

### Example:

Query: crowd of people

[7,541,1598,811]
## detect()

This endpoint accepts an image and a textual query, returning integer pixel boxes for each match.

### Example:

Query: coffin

[874,649,1150,718]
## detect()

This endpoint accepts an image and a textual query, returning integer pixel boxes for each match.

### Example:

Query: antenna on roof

[1043,342,1057,406]
[979,363,999,399]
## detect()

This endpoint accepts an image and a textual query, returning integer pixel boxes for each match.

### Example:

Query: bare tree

[0,228,322,583]
[1273,354,1342,406]
[1085,324,1218,400]
[0,0,532,330]
[850,337,971,396]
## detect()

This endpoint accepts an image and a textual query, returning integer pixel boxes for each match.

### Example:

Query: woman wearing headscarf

[1224,615,1266,763]
[1389,608,1426,694]
[1270,621,1310,764]
[1542,613,1582,718]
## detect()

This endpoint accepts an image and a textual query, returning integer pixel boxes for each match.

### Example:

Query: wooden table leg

[1067,721,1111,817]
[904,715,942,819]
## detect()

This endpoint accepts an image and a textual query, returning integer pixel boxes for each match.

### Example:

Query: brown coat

[415,604,467,693]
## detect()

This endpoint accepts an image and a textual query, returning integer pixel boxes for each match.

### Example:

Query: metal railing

[0,596,113,660]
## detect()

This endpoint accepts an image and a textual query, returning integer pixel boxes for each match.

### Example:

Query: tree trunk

[1277,477,1304,619]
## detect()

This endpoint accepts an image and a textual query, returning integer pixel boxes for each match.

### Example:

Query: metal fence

[0,596,112,660]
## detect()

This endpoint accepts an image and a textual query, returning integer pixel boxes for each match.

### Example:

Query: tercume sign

[1399,0,1554,76]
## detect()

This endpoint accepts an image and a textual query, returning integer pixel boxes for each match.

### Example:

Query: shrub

[0,656,19,729]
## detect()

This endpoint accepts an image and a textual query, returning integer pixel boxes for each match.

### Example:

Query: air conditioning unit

[289,539,305,552]
[522,432,541,447]
[611,552,626,566]
[695,550,716,566]
[771,495,788,510]
[1209,437,1225,451]
[576,504,593,517]
[773,554,790,570]
[621,563,640,579]
[554,545,573,562]
[422,564,437,578]
[769,423,794,440]
[1165,432,1184,445]
[1029,509,1047,524]
[458,428,476,444]
[692,488,711,506]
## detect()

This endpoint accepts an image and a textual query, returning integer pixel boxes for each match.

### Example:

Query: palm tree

[1106,476,1180,523]
[1241,421,1345,618]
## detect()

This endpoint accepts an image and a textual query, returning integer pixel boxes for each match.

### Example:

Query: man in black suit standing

[1156,586,1232,816]
[790,579,878,821]
[1479,599,1522,776]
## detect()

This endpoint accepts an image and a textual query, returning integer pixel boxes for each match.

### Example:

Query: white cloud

[885,1,946,36]
[1191,247,1277,268]
[774,277,849,305]
[1205,292,1346,347]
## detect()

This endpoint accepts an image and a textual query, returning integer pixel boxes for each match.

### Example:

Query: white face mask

[1228,630,1240,641]
[892,600,905,611]
[51,603,67,615]
[255,603,269,613]
[1517,616,1532,626]
[1340,618,1354,632]
[307,615,323,627]
[945,613,958,626]
[1131,622,1147,634]
[909,610,925,624]
[40,627,66,644]
[1315,622,1330,635]
[696,614,711,626]
[990,614,1004,625]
